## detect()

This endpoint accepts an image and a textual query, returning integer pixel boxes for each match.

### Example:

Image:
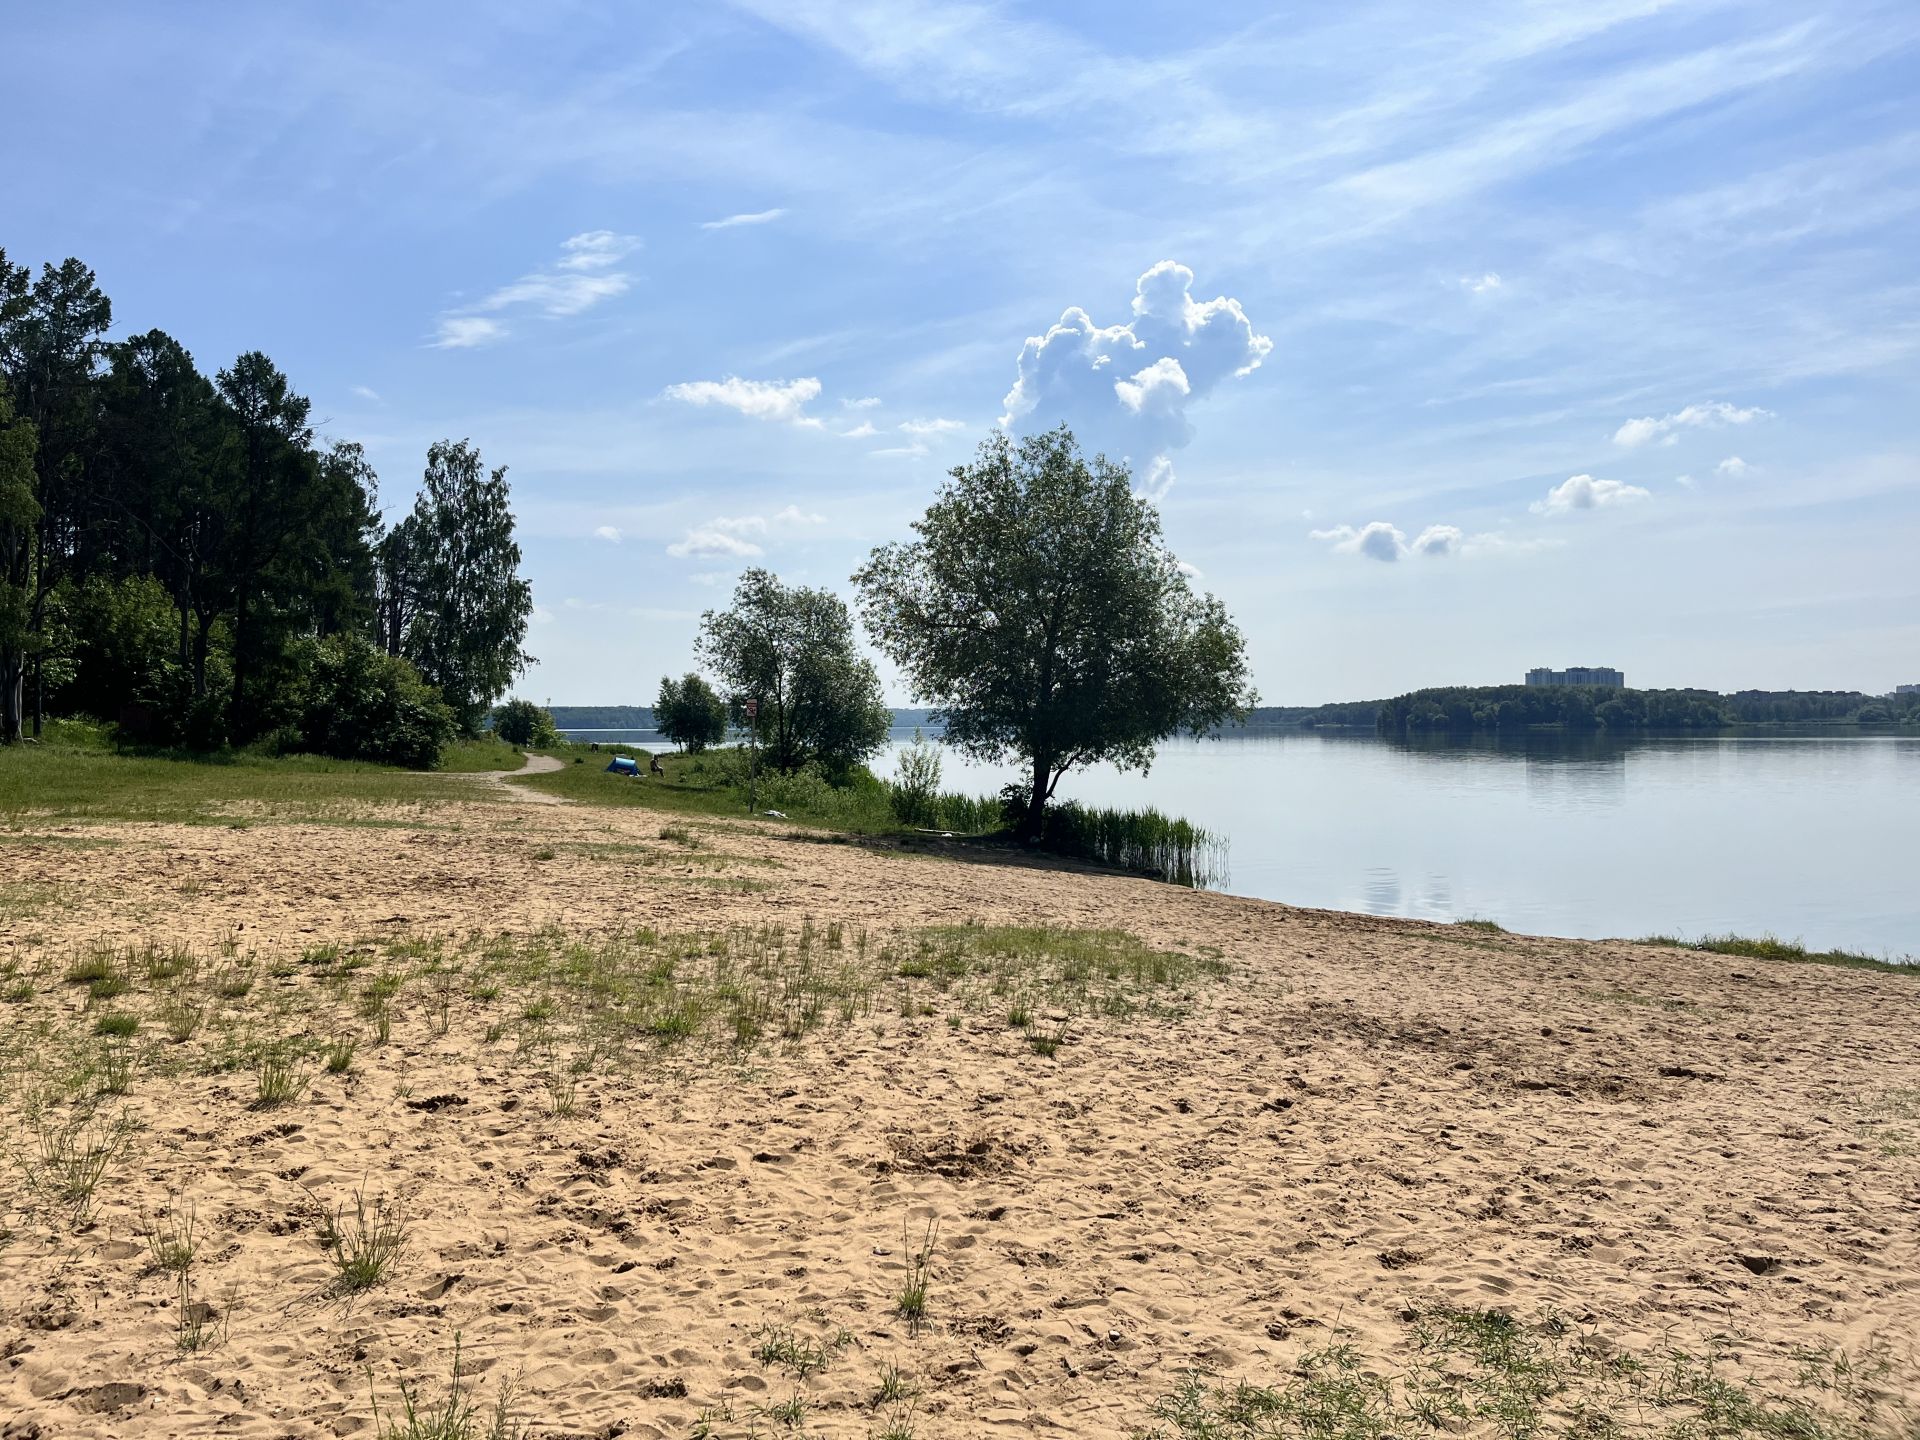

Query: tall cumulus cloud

[1001,262,1271,493]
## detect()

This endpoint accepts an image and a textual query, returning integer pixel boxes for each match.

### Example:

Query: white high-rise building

[1525,666,1626,688]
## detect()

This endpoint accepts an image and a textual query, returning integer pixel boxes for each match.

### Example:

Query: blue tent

[605,755,639,775]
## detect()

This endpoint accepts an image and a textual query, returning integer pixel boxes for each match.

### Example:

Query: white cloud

[1612,401,1772,448]
[840,420,878,438]
[483,269,630,317]
[1716,455,1751,477]
[1176,558,1204,580]
[1676,474,1696,488]
[898,417,966,436]
[663,376,824,427]
[433,232,638,347]
[1312,521,1410,563]
[871,443,929,459]
[593,525,622,543]
[556,230,641,271]
[666,506,822,558]
[701,207,789,229]
[1138,456,1177,504]
[1531,474,1652,515]
[667,527,765,559]
[1002,260,1271,479]
[350,384,382,403]
[842,397,882,409]
[431,316,506,349]
[1462,272,1503,294]
[1312,520,1533,561]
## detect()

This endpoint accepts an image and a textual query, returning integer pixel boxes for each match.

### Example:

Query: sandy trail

[455,750,567,804]
[0,793,1915,1437]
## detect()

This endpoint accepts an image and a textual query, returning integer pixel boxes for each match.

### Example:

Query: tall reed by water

[1037,802,1228,890]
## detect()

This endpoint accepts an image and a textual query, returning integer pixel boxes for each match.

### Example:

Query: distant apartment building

[1898,683,1920,695]
[1525,666,1626,689]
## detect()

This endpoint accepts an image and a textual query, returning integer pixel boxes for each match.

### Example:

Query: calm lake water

[559,726,1919,958]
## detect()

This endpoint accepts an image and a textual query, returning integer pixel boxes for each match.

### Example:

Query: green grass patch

[1139,1309,1910,1440]
[1641,933,1916,976]
[0,727,489,823]
[435,736,528,773]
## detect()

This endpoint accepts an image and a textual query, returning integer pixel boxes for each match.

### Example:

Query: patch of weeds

[875,1362,914,1405]
[371,1334,525,1440]
[323,1185,409,1294]
[96,1042,136,1097]
[323,1036,358,1075]
[896,1216,939,1336]
[93,1011,140,1038]
[160,996,207,1042]
[754,1394,808,1430]
[254,1046,314,1108]
[1025,1019,1067,1058]
[1455,918,1507,934]
[751,1323,851,1380]
[1858,1088,1920,1157]
[21,1106,134,1228]
[1136,1313,1915,1440]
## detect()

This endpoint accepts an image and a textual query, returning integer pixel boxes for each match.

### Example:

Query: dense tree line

[0,248,533,762]
[1375,685,1920,735]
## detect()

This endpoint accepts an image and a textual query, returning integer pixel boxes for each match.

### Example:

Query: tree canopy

[0,247,536,764]
[698,568,890,775]
[384,439,535,738]
[655,672,728,753]
[854,426,1254,835]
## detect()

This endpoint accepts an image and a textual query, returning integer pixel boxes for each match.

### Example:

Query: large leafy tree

[854,426,1254,836]
[402,439,534,736]
[698,568,890,775]
[655,671,728,753]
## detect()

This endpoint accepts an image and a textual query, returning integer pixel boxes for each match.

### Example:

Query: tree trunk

[231,584,250,732]
[29,652,42,736]
[0,651,22,745]
[1023,752,1051,839]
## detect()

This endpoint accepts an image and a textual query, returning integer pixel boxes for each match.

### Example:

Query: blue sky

[11,1,1919,701]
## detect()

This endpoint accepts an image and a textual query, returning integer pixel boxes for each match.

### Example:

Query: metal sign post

[744,697,759,814]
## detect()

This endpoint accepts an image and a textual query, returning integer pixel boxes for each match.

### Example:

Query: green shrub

[287,634,457,769]
[889,730,943,827]
[491,698,558,749]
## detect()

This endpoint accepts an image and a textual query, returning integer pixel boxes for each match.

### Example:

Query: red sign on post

[744,698,759,718]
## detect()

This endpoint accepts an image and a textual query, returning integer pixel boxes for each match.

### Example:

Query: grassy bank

[523,742,1225,886]
[1640,932,1916,976]
[0,720,517,824]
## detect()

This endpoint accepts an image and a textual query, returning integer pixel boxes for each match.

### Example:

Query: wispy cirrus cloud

[431,231,639,347]
[593,525,622,543]
[898,417,965,436]
[431,316,507,350]
[665,506,823,559]
[700,207,788,229]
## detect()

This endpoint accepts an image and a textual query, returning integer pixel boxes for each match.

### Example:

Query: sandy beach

[2,788,1916,1438]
